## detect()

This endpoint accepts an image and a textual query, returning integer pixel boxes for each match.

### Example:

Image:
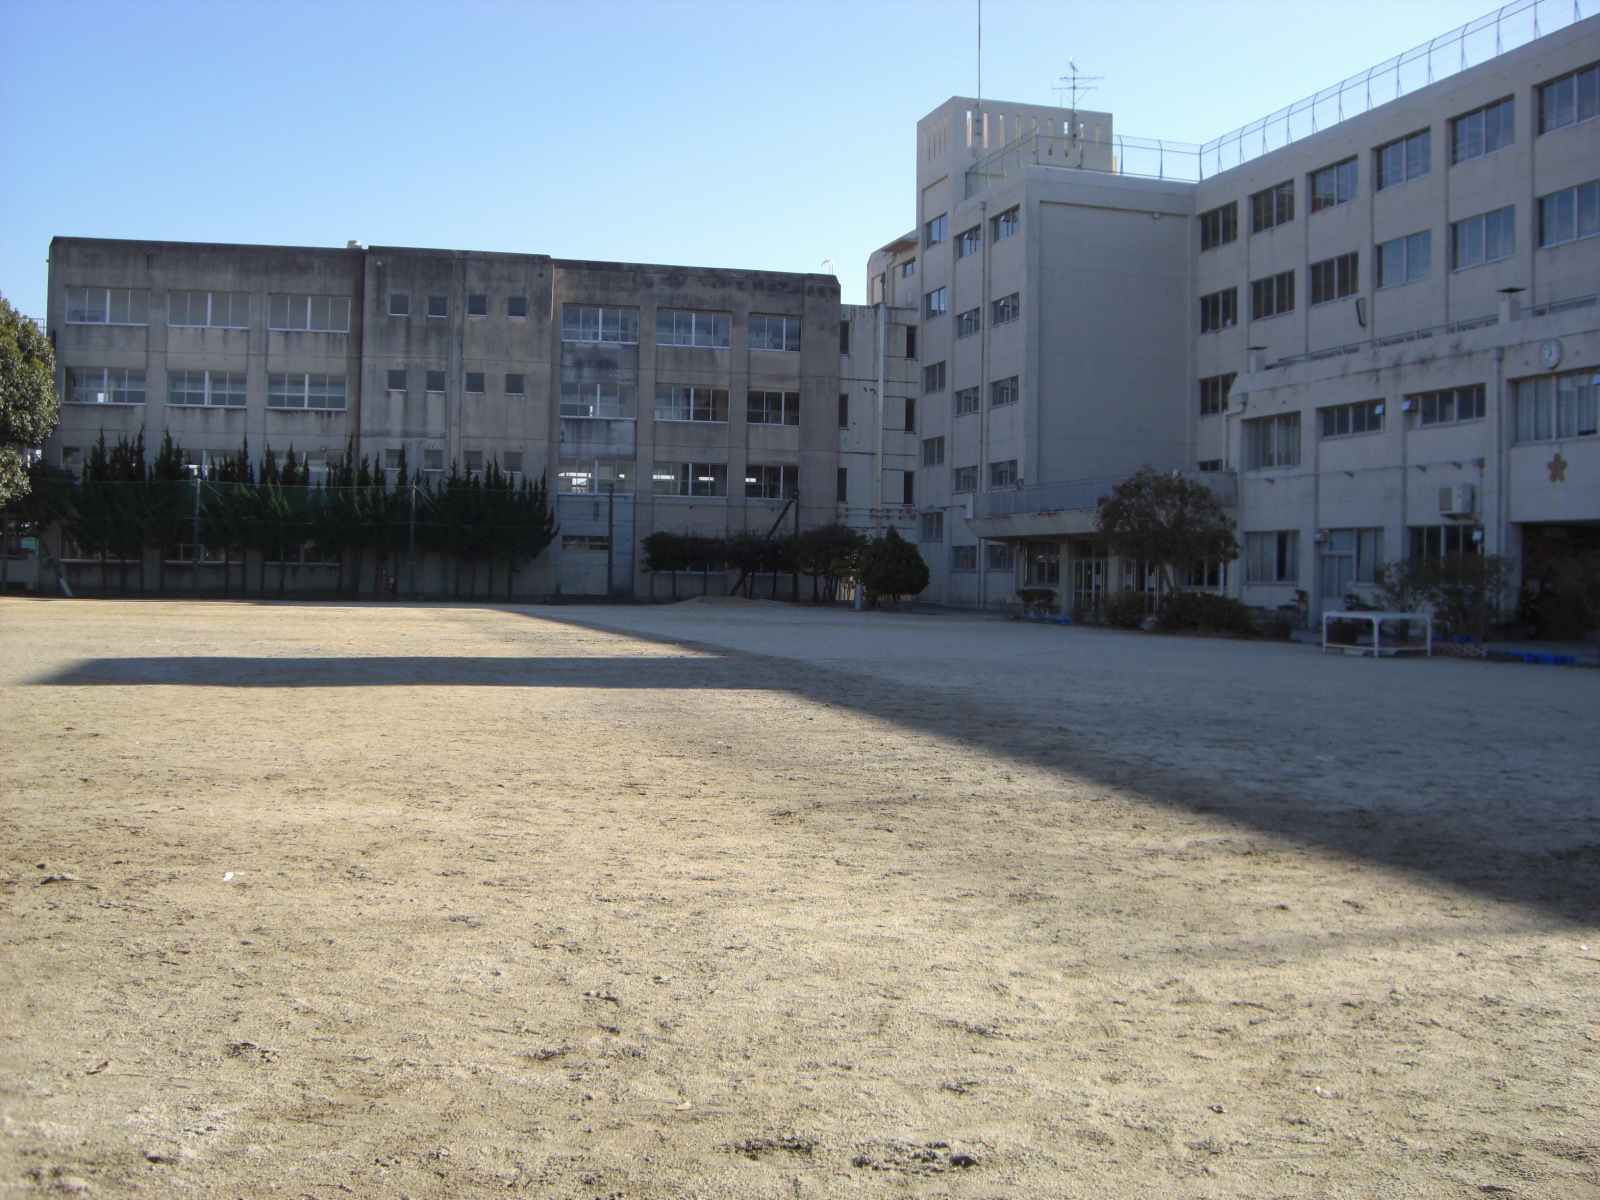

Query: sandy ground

[0,596,1596,1200]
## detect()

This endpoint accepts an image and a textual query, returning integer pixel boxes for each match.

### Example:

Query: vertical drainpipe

[977,200,990,611]
[874,299,886,535]
[1492,342,1509,574]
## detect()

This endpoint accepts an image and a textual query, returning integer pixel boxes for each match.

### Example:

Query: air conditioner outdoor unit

[1439,482,1476,518]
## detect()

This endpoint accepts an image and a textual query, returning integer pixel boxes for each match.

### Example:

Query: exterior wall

[43,238,841,599]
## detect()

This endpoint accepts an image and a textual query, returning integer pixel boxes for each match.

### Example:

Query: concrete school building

[865,4,1600,618]
[42,243,841,598]
[36,3,1600,611]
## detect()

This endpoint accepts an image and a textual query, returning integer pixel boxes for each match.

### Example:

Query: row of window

[65,367,347,410]
[390,293,528,319]
[65,288,354,332]
[1199,62,1598,250]
[920,374,1019,411]
[924,206,1021,251]
[559,306,801,351]
[1199,187,1591,331]
[553,458,798,499]
[1244,525,1482,584]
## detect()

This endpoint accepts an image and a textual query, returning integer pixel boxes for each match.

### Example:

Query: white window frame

[266,372,347,411]
[744,463,798,500]
[748,314,801,353]
[989,376,1019,407]
[168,291,249,329]
[654,385,728,423]
[67,366,145,405]
[561,305,639,344]
[267,294,350,332]
[560,382,636,419]
[1245,530,1299,583]
[993,207,1020,241]
[557,458,634,494]
[657,310,731,348]
[167,369,246,408]
[653,462,727,498]
[992,293,1020,325]
[65,288,148,326]
[747,390,799,426]
[954,387,980,415]
[1243,412,1301,469]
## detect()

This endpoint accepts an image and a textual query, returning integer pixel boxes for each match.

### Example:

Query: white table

[1321,610,1432,657]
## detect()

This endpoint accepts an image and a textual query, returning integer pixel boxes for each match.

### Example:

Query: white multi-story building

[867,2,1598,622]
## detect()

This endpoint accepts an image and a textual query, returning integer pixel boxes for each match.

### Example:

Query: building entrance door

[1320,529,1357,611]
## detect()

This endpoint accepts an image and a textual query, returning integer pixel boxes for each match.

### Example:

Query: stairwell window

[1452,97,1514,163]
[1249,181,1294,232]
[919,512,944,542]
[1198,372,1235,416]
[921,437,945,467]
[505,374,525,396]
[922,361,946,393]
[925,287,947,318]
[1243,412,1300,469]
[956,307,981,338]
[1250,271,1295,320]
[1199,287,1237,332]
[1377,231,1432,287]
[993,206,1020,240]
[954,387,980,415]
[989,459,1018,487]
[956,226,982,257]
[1452,207,1515,268]
[989,376,1018,407]
[386,369,407,391]
[952,465,976,492]
[925,213,948,246]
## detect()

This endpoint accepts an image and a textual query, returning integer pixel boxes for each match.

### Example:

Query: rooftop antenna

[1054,60,1102,112]
[976,0,982,103]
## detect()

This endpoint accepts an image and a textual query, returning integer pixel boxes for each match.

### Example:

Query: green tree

[795,521,866,602]
[1096,466,1238,606]
[0,294,58,507]
[859,526,929,604]
[1375,553,1511,639]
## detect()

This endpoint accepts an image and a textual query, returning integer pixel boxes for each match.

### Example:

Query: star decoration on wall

[1548,452,1568,483]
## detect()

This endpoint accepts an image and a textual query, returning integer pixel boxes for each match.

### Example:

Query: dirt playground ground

[1,597,1596,1199]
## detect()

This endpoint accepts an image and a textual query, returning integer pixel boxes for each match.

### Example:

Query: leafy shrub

[1154,590,1258,637]
[1103,589,1150,630]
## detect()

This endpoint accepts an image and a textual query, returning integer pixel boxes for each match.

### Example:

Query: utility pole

[190,468,201,599]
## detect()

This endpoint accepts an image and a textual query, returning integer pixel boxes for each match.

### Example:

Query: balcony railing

[971,469,1236,521]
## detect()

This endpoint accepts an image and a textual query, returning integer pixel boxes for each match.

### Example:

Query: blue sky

[1,0,1514,316]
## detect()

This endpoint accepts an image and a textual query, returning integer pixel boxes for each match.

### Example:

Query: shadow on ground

[39,632,1600,926]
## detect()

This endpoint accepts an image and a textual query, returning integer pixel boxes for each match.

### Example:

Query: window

[986,542,1014,571]
[1538,180,1600,247]
[1310,252,1359,304]
[1452,97,1514,163]
[1024,542,1060,586]
[466,294,487,317]
[562,305,639,343]
[67,367,144,404]
[1513,371,1597,442]
[1243,412,1301,469]
[465,372,485,394]
[905,326,917,358]
[1410,524,1482,558]
[563,535,610,553]
[557,458,633,493]
[267,373,346,410]
[426,370,446,393]
[925,213,948,246]
[386,369,407,391]
[654,385,727,422]
[1414,384,1486,426]
[838,393,850,428]
[1377,231,1431,287]
[1251,270,1295,319]
[1310,158,1358,212]
[427,296,448,318]
[901,471,915,505]
[1198,202,1238,250]
[921,437,945,466]
[747,390,799,425]
[901,258,917,277]
[1199,287,1237,332]
[1245,531,1299,582]
[993,206,1020,240]
[1452,207,1515,268]
[383,448,403,471]
[464,451,484,473]
[65,287,148,325]
[1197,459,1224,472]
[167,370,245,407]
[989,458,1018,487]
[954,387,980,415]
[653,463,727,497]
[924,287,947,317]
[1322,528,1385,585]
[1538,62,1599,133]
[903,397,916,431]
[1376,129,1431,189]
[507,295,528,318]
[505,373,525,395]
[839,320,850,354]
[745,464,798,499]
[1198,372,1235,417]
[749,314,800,352]
[1319,399,1384,438]
[922,362,946,393]
[268,294,350,332]
[168,291,249,328]
[837,466,848,502]
[503,451,523,474]
[989,376,1018,407]
[992,293,1019,325]
[956,307,981,338]
[919,512,944,542]
[657,310,731,348]
[561,381,636,418]
[956,226,982,257]
[952,465,976,492]
[389,294,410,317]
[951,544,977,571]
[1250,181,1295,232]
